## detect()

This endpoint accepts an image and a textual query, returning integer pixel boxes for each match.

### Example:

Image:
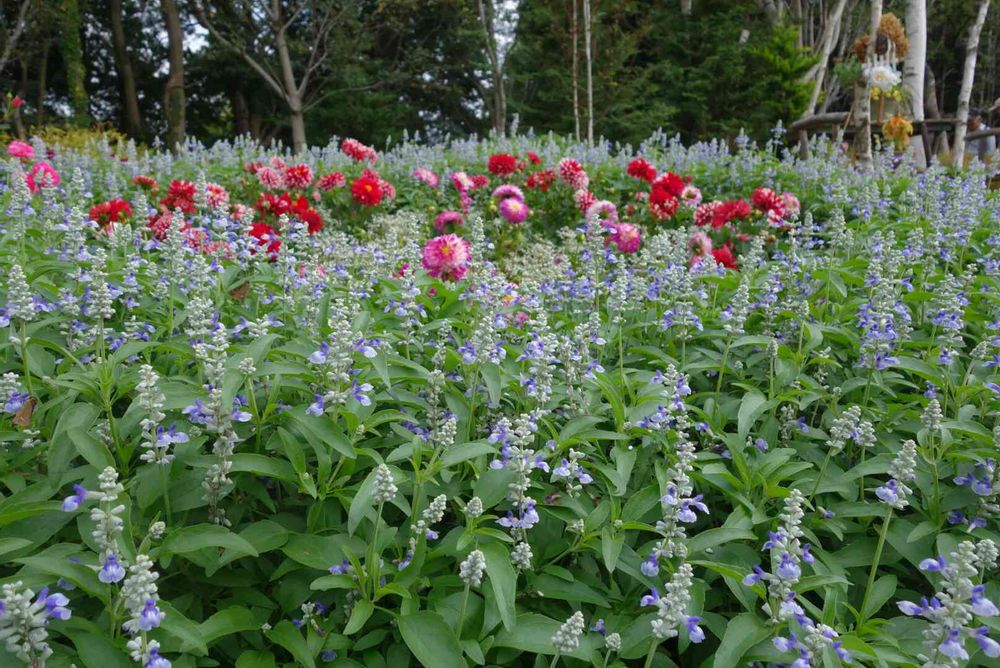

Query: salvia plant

[0,130,998,668]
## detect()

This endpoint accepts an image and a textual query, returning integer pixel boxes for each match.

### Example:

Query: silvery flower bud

[551,611,585,654]
[459,550,486,587]
[373,464,397,505]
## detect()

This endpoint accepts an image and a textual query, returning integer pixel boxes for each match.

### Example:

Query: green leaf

[686,527,756,555]
[0,538,33,558]
[737,391,771,440]
[397,611,467,668]
[47,403,100,485]
[236,651,277,668]
[344,599,374,635]
[65,630,132,668]
[288,408,356,459]
[712,612,771,668]
[861,575,897,621]
[229,453,298,483]
[199,606,258,645]
[601,526,623,573]
[439,441,494,467]
[481,541,517,631]
[268,620,316,668]
[493,613,600,661]
[163,524,259,560]
[158,600,209,655]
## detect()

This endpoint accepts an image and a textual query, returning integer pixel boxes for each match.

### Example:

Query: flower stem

[858,505,893,626]
[368,501,384,600]
[456,582,470,640]
[643,641,659,668]
[548,652,561,668]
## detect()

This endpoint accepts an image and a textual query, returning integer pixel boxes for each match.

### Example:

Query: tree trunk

[804,0,849,116]
[272,4,308,153]
[903,0,926,123]
[36,41,48,124]
[477,0,505,135]
[571,0,580,141]
[0,0,33,79]
[231,88,250,136]
[583,0,593,145]
[853,0,882,169]
[161,0,186,150]
[59,0,90,124]
[952,0,991,167]
[924,64,940,118]
[110,0,142,138]
[681,0,692,15]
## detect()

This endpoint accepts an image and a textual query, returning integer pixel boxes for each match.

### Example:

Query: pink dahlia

[422,234,471,281]
[607,223,641,254]
[7,140,33,160]
[341,138,377,163]
[450,171,475,192]
[781,192,800,218]
[318,172,346,191]
[412,168,440,188]
[688,231,713,258]
[586,200,619,228]
[680,185,702,208]
[206,183,230,210]
[434,210,464,231]
[256,167,286,190]
[499,197,529,224]
[574,189,598,213]
[492,184,525,202]
[558,158,589,190]
[26,161,59,192]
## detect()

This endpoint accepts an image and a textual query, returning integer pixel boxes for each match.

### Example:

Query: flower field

[1,131,999,668]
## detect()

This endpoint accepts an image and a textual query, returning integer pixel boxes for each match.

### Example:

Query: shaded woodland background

[0,0,996,150]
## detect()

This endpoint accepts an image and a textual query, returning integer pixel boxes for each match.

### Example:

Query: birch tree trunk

[0,0,32,80]
[583,0,593,145]
[853,0,882,169]
[272,3,307,153]
[162,0,186,150]
[804,0,849,116]
[952,0,991,167]
[681,0,692,15]
[477,0,506,135]
[111,0,143,138]
[571,0,580,141]
[903,0,926,122]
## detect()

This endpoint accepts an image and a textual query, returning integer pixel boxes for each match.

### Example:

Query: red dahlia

[487,153,518,177]
[627,158,657,183]
[351,176,384,207]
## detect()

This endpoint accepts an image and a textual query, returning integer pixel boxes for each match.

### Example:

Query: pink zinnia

[7,140,33,160]
[26,161,59,192]
[412,168,440,188]
[492,184,525,202]
[499,197,529,224]
[607,223,641,254]
[422,234,471,281]
[434,210,464,231]
[558,158,589,190]
[284,164,314,190]
[318,172,346,191]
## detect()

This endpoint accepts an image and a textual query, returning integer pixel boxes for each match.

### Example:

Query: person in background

[966,108,996,162]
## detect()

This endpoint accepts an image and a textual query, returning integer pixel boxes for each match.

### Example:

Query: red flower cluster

[750,187,786,223]
[341,138,378,163]
[256,193,323,234]
[526,151,542,165]
[161,180,196,214]
[249,221,281,257]
[89,198,132,230]
[525,169,555,192]
[646,171,690,220]
[626,158,657,183]
[487,153,518,177]
[712,243,737,269]
[694,199,752,229]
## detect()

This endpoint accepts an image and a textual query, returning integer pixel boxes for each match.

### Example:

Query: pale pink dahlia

[434,210,464,231]
[586,200,619,228]
[206,183,230,210]
[680,185,702,208]
[781,192,800,217]
[450,171,475,192]
[499,197,529,224]
[412,168,440,188]
[574,189,598,213]
[492,184,525,202]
